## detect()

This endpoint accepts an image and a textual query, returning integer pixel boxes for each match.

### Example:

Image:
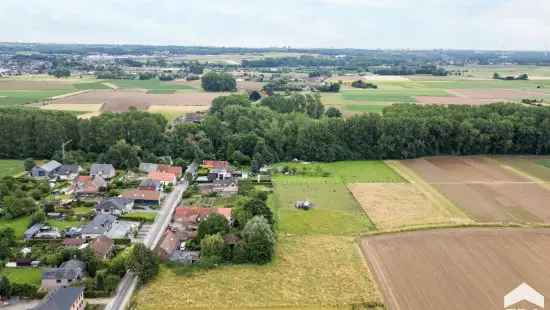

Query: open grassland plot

[494,155,550,182]
[41,103,103,112]
[273,181,375,235]
[0,268,42,285]
[106,79,195,91]
[0,216,31,239]
[403,156,550,224]
[135,236,383,309]
[274,161,405,183]
[445,64,550,79]
[348,183,470,231]
[361,228,550,310]
[0,160,24,178]
[0,90,75,106]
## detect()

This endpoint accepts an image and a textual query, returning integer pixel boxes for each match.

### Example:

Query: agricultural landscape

[1,42,550,310]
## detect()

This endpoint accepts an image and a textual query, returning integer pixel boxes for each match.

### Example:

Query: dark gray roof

[43,259,85,281]
[96,197,132,211]
[139,178,161,188]
[56,165,80,176]
[90,163,115,177]
[33,287,84,310]
[24,223,44,240]
[81,214,116,235]
[60,259,86,270]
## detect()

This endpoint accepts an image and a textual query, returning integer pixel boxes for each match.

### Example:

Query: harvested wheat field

[0,80,75,90]
[148,105,210,114]
[348,183,469,230]
[361,228,550,310]
[41,103,103,112]
[51,89,225,112]
[402,156,550,223]
[135,236,383,309]
[417,88,550,105]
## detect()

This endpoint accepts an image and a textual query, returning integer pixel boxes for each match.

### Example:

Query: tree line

[1,98,550,167]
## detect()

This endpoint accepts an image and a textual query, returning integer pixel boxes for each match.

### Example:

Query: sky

[0,0,549,50]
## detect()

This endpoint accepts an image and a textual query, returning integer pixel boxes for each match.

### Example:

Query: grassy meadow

[0,160,24,178]
[0,268,42,285]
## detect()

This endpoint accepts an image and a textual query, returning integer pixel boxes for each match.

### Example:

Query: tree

[0,228,16,260]
[30,209,46,225]
[249,91,262,102]
[127,244,159,284]
[325,107,342,118]
[317,82,340,93]
[0,276,11,299]
[23,158,35,171]
[197,213,229,241]
[242,216,276,264]
[100,140,141,169]
[242,198,274,225]
[201,72,237,92]
[200,233,225,259]
[49,68,71,78]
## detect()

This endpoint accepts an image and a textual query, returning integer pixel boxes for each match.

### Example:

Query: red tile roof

[63,238,84,247]
[202,160,229,170]
[173,207,232,223]
[73,175,106,194]
[156,229,179,260]
[158,165,183,178]
[90,236,114,259]
[122,190,161,201]
[148,171,176,183]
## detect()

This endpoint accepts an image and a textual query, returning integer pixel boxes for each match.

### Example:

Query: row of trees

[201,72,237,92]
[2,99,550,166]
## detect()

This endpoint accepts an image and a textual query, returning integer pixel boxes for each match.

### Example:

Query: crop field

[402,156,550,224]
[50,90,224,112]
[445,64,550,79]
[361,228,550,310]
[41,103,103,112]
[135,236,383,309]
[105,79,196,91]
[494,155,550,182]
[0,90,74,106]
[0,159,24,178]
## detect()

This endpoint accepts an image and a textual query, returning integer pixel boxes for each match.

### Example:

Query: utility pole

[61,140,72,162]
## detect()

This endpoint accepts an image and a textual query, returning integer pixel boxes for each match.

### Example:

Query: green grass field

[0,268,42,285]
[0,90,73,106]
[445,64,550,79]
[106,79,194,91]
[73,82,112,90]
[0,160,24,178]
[0,216,32,239]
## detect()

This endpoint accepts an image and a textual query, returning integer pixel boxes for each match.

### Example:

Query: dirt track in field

[361,228,550,310]
[402,156,550,223]
[50,90,224,112]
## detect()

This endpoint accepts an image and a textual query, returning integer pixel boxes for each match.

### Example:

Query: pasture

[402,156,550,224]
[135,236,383,309]
[0,267,42,285]
[0,159,24,178]
[361,228,550,310]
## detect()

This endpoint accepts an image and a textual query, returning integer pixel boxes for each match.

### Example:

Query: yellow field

[147,105,210,113]
[134,236,383,309]
[40,103,103,112]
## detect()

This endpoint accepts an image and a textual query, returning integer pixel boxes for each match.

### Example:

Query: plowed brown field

[402,156,550,223]
[361,228,550,310]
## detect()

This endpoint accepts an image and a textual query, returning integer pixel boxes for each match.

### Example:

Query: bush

[11,283,40,298]
[197,213,229,241]
[127,244,160,284]
[200,233,225,258]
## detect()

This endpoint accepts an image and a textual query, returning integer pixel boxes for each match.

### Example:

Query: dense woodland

[1,97,550,167]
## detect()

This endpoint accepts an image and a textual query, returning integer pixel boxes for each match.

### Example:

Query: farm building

[31,160,62,178]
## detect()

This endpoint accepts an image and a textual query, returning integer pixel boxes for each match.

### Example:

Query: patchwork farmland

[361,228,550,310]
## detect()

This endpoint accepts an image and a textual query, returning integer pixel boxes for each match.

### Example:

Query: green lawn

[0,90,73,106]
[537,159,550,169]
[48,219,85,230]
[0,160,24,178]
[0,268,42,285]
[107,79,194,91]
[120,211,157,222]
[0,216,32,239]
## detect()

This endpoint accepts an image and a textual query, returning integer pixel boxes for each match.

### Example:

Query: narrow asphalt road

[106,163,196,310]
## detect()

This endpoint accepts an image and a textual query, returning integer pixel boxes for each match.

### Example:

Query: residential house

[73,176,107,197]
[24,223,44,240]
[31,161,62,178]
[198,179,239,197]
[105,221,138,239]
[139,163,158,174]
[121,190,161,206]
[55,165,81,181]
[41,259,86,290]
[207,168,232,182]
[90,164,116,179]
[81,214,116,239]
[172,207,232,240]
[158,164,183,179]
[148,171,176,186]
[32,287,85,310]
[96,197,134,216]
[155,229,179,261]
[90,236,114,260]
[202,160,229,170]
[138,179,161,192]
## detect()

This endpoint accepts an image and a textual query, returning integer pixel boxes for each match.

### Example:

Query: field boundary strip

[492,158,550,192]
[384,160,471,222]
[48,90,89,100]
